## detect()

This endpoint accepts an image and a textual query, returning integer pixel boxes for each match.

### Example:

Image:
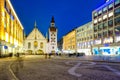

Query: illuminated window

[34,41,38,48]
[108,12,113,17]
[103,14,107,20]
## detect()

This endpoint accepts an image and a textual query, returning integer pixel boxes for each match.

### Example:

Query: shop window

[115,17,120,26]
[114,7,120,17]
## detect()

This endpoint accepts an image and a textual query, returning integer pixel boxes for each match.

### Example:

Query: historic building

[0,0,24,57]
[24,17,58,54]
[92,0,120,55]
[24,22,47,54]
[48,16,58,53]
[76,22,93,55]
[63,29,76,53]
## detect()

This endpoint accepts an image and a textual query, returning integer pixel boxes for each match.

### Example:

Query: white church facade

[24,17,57,54]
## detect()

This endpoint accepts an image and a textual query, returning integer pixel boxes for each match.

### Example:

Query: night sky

[11,0,106,40]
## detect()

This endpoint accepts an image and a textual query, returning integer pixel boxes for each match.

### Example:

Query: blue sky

[11,0,105,40]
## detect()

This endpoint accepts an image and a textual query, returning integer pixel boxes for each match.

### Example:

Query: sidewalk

[79,55,120,63]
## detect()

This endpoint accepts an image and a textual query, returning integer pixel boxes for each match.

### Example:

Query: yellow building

[63,29,76,53]
[0,0,24,57]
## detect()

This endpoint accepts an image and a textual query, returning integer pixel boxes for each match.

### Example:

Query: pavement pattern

[9,56,120,80]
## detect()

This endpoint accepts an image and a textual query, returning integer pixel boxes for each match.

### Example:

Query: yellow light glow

[7,0,24,29]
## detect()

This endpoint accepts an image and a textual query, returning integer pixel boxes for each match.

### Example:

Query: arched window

[40,42,43,48]
[28,42,31,49]
[34,41,38,48]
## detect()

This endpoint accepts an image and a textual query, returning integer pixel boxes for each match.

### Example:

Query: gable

[26,28,46,40]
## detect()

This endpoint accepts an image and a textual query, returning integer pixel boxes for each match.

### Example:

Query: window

[94,34,97,39]
[98,24,103,30]
[103,7,107,13]
[52,46,54,49]
[103,31,107,37]
[103,14,107,20]
[115,0,120,7]
[93,12,97,18]
[34,41,38,48]
[94,26,97,32]
[28,42,31,49]
[40,42,43,48]
[108,30,113,36]
[98,33,102,38]
[98,10,102,16]
[114,7,120,17]
[108,3,113,11]
[108,20,113,27]
[103,22,108,29]
[115,17,120,26]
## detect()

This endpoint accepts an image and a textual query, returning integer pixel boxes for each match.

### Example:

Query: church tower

[49,16,57,53]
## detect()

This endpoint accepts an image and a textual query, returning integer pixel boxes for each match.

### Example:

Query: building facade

[57,38,63,53]
[63,29,76,53]
[0,0,24,57]
[49,16,58,53]
[92,0,120,55]
[24,22,47,54]
[76,22,93,55]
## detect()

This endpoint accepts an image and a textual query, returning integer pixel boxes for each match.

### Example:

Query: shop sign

[104,43,109,47]
[4,46,8,49]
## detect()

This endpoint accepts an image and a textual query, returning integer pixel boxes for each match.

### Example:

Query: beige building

[0,0,24,57]
[24,22,47,54]
[76,22,93,55]
[63,29,76,53]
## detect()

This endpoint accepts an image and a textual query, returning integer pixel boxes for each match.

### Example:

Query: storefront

[93,46,120,55]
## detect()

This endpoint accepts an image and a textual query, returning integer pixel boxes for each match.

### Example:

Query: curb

[9,61,19,80]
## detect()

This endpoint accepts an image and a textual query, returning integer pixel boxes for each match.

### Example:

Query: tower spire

[51,16,55,23]
[34,21,37,28]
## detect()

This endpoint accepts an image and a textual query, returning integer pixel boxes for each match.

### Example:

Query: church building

[24,16,57,54]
